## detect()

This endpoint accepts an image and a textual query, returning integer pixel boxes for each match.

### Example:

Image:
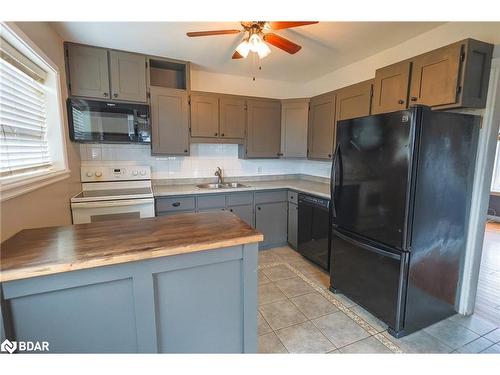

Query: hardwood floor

[475,223,500,326]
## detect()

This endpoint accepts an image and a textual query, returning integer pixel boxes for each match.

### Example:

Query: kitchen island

[0,212,263,353]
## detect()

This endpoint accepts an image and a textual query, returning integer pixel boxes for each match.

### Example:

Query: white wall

[191,69,304,98]
[303,22,500,97]
[79,143,332,180]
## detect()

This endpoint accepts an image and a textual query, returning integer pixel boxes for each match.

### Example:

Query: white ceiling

[51,22,445,82]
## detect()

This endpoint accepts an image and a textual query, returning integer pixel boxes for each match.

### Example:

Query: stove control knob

[86,172,93,177]
[95,171,103,178]
[132,170,139,176]
[139,170,146,176]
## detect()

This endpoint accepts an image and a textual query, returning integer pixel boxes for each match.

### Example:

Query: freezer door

[330,229,407,331]
[332,110,415,249]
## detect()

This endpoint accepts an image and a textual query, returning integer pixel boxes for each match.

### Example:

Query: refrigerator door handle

[331,143,340,217]
[334,230,401,260]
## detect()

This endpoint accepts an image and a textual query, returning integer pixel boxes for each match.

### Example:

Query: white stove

[70,165,155,224]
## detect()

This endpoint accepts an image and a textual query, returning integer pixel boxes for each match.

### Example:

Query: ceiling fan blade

[186,29,241,37]
[263,33,302,54]
[268,21,318,30]
[232,51,243,59]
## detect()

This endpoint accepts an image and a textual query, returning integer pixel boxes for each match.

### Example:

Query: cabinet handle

[221,133,225,137]
[257,207,261,211]
[277,152,283,156]
[328,154,332,158]
[214,132,218,136]
[410,97,417,102]
[184,149,188,153]
[113,93,118,98]
[229,208,233,212]
[172,202,181,207]
[103,92,109,97]
[398,99,404,104]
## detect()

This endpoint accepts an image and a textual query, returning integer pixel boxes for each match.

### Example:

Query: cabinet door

[281,99,309,158]
[109,51,147,102]
[288,202,298,249]
[150,87,190,155]
[372,61,411,114]
[308,94,335,160]
[219,97,246,139]
[255,202,287,248]
[246,100,281,158]
[228,205,254,228]
[190,94,220,137]
[409,42,462,107]
[66,44,110,99]
[335,80,373,121]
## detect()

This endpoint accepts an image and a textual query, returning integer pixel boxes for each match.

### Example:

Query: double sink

[196,182,248,190]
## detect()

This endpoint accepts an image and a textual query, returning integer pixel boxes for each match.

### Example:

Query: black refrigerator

[329,106,479,338]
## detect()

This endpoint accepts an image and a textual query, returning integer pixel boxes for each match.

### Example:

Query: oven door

[71,198,155,224]
[67,98,150,143]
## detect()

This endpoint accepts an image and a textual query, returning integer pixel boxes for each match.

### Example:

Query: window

[491,134,500,193]
[0,23,68,200]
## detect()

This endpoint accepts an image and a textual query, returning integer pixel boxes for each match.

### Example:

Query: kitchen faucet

[215,167,223,184]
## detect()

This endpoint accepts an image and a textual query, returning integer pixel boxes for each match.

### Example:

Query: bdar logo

[1,339,17,354]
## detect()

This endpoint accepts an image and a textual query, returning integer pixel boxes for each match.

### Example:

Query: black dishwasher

[298,194,330,270]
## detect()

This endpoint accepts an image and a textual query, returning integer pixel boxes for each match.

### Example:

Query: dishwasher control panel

[298,194,330,209]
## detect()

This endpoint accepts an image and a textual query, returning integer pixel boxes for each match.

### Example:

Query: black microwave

[67,98,151,143]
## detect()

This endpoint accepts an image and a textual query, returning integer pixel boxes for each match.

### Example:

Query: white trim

[0,169,70,201]
[458,56,500,314]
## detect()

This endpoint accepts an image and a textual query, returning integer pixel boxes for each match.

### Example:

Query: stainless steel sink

[196,182,248,189]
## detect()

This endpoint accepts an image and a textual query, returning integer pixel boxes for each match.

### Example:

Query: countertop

[153,178,331,199]
[0,212,263,283]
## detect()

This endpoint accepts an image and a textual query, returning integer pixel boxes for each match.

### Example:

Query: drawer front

[288,191,298,203]
[156,196,196,212]
[158,210,195,216]
[226,193,253,206]
[197,195,226,210]
[255,190,287,204]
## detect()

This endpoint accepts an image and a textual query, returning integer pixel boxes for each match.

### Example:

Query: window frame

[0,22,70,201]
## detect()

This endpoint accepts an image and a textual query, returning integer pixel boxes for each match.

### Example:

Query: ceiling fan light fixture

[248,33,263,53]
[256,42,271,59]
[235,40,250,58]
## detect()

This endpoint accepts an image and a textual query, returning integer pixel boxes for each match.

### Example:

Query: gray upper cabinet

[308,93,336,160]
[219,97,246,139]
[245,99,281,158]
[335,80,373,121]
[150,87,190,155]
[66,44,110,99]
[66,43,148,103]
[280,99,309,158]
[190,94,220,138]
[109,51,147,102]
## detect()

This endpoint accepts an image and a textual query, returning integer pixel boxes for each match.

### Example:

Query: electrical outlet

[257,166,263,174]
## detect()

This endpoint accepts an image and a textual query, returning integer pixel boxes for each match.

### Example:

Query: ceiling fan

[186,21,318,59]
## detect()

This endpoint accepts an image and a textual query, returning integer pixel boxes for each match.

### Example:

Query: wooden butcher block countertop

[0,212,263,283]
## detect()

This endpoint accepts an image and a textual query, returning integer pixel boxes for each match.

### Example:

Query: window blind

[0,50,51,179]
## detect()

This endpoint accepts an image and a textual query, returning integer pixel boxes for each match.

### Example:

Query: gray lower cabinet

[1,244,258,353]
[228,205,254,227]
[155,190,290,249]
[150,87,190,155]
[255,201,288,249]
[287,202,298,249]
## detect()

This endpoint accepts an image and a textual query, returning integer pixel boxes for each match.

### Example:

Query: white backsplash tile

[79,143,331,179]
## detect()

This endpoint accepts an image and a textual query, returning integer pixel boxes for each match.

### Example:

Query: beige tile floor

[258,246,500,354]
